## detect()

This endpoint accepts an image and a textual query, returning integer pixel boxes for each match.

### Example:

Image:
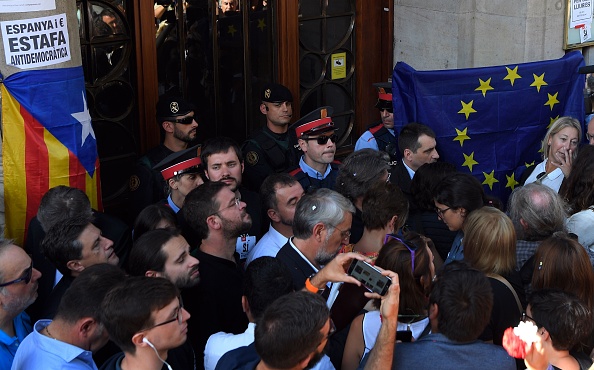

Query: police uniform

[355,82,400,162]
[153,145,203,213]
[289,106,340,192]
[128,96,196,219]
[242,83,299,192]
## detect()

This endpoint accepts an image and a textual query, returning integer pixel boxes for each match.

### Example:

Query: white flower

[513,321,540,344]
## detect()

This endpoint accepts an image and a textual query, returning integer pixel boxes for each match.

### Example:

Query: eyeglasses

[143,297,184,330]
[212,197,241,216]
[385,171,391,183]
[0,260,33,287]
[435,206,451,218]
[171,116,196,125]
[520,311,540,327]
[383,234,418,274]
[329,224,351,240]
[303,134,338,145]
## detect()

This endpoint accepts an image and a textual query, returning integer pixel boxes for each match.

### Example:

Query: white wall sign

[1,13,70,69]
[0,0,56,13]
[570,0,593,28]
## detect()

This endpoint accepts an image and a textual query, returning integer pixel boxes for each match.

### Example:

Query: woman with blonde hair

[522,116,581,193]
[463,206,524,345]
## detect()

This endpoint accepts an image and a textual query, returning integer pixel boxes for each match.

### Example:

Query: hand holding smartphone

[347,259,392,296]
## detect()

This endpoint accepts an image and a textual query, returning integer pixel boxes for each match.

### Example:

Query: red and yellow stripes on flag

[1,85,101,245]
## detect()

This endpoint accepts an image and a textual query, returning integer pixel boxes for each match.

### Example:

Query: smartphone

[347,259,392,296]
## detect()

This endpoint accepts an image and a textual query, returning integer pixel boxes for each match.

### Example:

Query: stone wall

[392,0,592,69]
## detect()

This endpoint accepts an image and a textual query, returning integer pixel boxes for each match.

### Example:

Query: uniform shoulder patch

[246,151,259,166]
[129,175,140,191]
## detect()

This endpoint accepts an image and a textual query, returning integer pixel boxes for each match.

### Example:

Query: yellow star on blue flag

[475,78,494,97]
[391,52,585,204]
[458,100,477,120]
[462,152,479,172]
[544,92,559,110]
[505,173,519,190]
[530,73,548,92]
[453,127,471,147]
[503,66,521,86]
[482,170,499,190]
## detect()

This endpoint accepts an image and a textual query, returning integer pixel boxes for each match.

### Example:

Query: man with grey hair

[275,188,355,291]
[508,183,568,271]
[0,240,42,369]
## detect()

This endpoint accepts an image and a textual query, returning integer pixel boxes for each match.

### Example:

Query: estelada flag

[392,51,585,203]
[1,66,101,245]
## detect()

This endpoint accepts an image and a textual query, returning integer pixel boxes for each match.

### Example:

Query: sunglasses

[304,134,338,145]
[378,107,393,114]
[171,116,196,125]
[383,234,418,274]
[0,259,33,287]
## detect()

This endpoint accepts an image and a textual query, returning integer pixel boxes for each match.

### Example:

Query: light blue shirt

[355,131,379,151]
[402,160,415,180]
[299,156,332,180]
[167,194,181,214]
[245,224,288,266]
[0,312,32,370]
[11,320,97,370]
[354,128,396,151]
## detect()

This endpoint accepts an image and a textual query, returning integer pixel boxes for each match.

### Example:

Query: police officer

[242,83,298,191]
[289,106,340,192]
[128,96,199,219]
[153,145,205,213]
[355,82,399,162]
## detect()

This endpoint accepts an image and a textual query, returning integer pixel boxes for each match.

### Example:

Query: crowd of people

[2,81,594,370]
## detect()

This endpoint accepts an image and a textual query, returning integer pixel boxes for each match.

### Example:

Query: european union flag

[392,51,585,202]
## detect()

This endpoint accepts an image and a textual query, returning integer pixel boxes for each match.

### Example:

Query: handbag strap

[486,273,523,313]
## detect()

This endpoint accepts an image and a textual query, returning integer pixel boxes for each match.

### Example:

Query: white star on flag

[71,92,95,146]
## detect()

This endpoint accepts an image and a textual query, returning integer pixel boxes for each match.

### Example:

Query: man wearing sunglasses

[100,277,191,370]
[0,241,42,369]
[290,106,340,192]
[355,82,400,163]
[129,95,200,219]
